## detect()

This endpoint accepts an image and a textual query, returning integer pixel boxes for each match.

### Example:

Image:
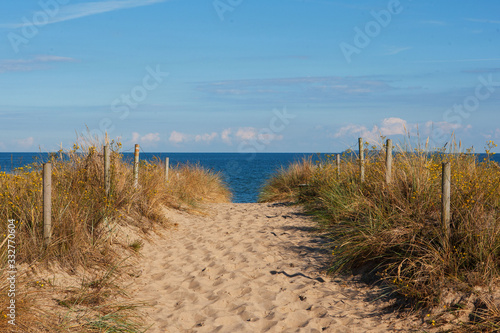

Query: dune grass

[0,136,231,332]
[260,138,500,331]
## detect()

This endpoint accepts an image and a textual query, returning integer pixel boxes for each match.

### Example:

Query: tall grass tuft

[259,156,318,203]
[260,138,500,330]
[0,135,231,332]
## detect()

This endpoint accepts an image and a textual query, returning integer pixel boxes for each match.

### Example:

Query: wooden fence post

[386,139,393,184]
[104,144,110,197]
[165,157,169,183]
[133,144,140,188]
[359,137,365,183]
[442,162,451,243]
[43,162,52,245]
[336,153,340,178]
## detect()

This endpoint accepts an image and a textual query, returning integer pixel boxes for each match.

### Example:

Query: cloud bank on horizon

[0,0,499,153]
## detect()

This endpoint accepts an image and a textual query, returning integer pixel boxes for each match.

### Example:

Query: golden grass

[0,136,231,332]
[260,138,500,331]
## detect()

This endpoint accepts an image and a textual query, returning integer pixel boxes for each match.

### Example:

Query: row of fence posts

[335,137,451,244]
[102,143,170,195]
[41,139,452,245]
[356,137,394,185]
[42,143,170,245]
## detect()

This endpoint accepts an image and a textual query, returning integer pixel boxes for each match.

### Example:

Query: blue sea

[1,152,499,203]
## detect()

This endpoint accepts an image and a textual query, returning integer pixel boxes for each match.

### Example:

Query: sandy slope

[133,203,420,333]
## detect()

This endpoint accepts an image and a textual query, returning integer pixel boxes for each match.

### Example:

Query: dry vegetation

[260,138,500,332]
[0,136,231,332]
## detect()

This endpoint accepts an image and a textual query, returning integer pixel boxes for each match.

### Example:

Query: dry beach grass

[260,138,500,331]
[0,136,230,332]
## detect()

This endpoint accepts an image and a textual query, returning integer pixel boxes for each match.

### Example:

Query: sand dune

[133,203,419,332]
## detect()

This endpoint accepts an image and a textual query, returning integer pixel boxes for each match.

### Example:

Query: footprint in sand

[134,203,420,333]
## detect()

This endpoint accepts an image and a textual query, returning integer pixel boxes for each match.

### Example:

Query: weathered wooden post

[359,138,365,183]
[43,162,52,245]
[442,162,451,243]
[133,144,140,188]
[386,139,393,184]
[104,144,110,197]
[336,153,341,178]
[165,157,169,183]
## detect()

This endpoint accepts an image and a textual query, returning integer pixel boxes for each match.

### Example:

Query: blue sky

[0,0,499,153]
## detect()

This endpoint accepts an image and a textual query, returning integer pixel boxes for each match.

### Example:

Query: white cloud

[482,128,498,140]
[384,46,412,56]
[5,0,167,28]
[167,128,284,146]
[169,131,189,144]
[334,124,369,138]
[141,132,160,143]
[197,76,393,100]
[380,117,407,135]
[424,121,462,133]
[421,20,447,26]
[0,55,76,73]
[236,127,257,140]
[195,132,218,143]
[257,133,283,143]
[415,58,500,64]
[16,137,34,148]
[221,128,232,144]
[221,127,282,145]
[334,117,411,144]
[466,18,500,25]
[33,55,75,62]
[131,132,160,144]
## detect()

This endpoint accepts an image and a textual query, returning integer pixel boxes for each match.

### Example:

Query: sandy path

[133,203,419,332]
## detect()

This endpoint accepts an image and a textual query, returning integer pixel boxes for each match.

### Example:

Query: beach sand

[133,202,420,332]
